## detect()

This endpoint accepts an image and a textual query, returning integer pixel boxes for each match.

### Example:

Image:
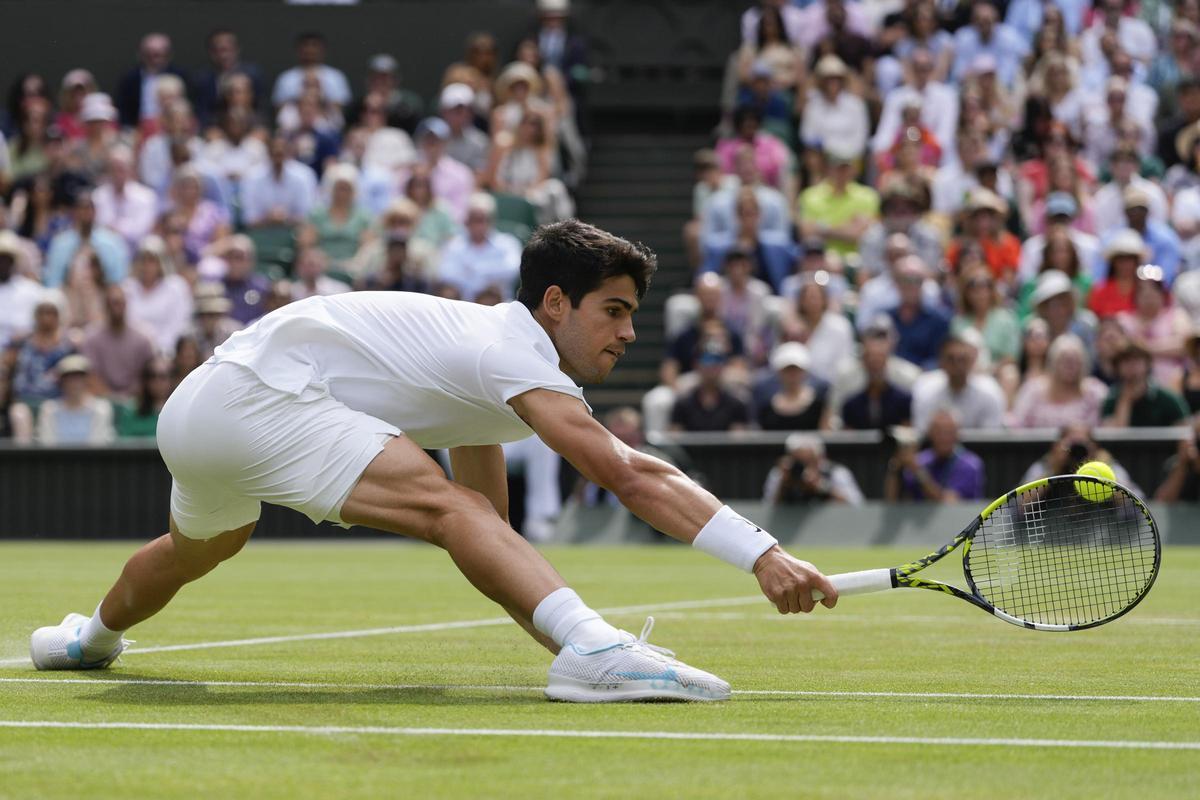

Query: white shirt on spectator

[871,83,959,160]
[1017,229,1102,285]
[291,275,352,301]
[855,274,943,332]
[240,160,319,225]
[140,134,203,198]
[271,65,352,107]
[762,460,864,505]
[0,274,42,349]
[122,274,195,355]
[829,354,923,418]
[800,89,870,157]
[363,127,416,173]
[93,181,158,251]
[1091,176,1167,234]
[931,162,1015,215]
[802,311,856,385]
[700,183,791,249]
[199,136,269,183]
[1171,187,1200,233]
[911,369,1005,433]
[1080,17,1157,68]
[438,230,523,301]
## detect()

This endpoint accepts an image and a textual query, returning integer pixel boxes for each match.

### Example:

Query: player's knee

[170,524,253,582]
[425,487,499,549]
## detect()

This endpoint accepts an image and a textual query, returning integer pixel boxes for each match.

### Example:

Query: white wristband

[692,505,778,573]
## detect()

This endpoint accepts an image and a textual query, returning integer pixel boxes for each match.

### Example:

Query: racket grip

[811,568,894,601]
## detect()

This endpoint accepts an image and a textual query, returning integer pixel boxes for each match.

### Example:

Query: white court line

[2,677,1197,704]
[0,720,1196,750]
[0,595,765,666]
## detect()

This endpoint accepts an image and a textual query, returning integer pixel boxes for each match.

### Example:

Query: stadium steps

[574,121,712,412]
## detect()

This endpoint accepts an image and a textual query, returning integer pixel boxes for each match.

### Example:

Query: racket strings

[966,479,1158,627]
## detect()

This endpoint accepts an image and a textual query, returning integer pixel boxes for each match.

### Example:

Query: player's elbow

[602,452,675,508]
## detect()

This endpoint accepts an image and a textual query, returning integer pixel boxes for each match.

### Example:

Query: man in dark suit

[191,28,265,126]
[115,32,190,129]
[531,0,589,125]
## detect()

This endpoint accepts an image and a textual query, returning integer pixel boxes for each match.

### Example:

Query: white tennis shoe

[545,616,730,702]
[30,613,130,670]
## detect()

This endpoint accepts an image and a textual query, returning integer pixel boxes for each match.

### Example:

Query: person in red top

[1017,122,1095,204]
[945,188,1021,288]
[1089,229,1146,319]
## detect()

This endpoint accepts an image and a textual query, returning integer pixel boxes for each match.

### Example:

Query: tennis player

[31,220,838,702]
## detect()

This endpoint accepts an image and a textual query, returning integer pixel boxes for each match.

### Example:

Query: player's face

[557,275,639,384]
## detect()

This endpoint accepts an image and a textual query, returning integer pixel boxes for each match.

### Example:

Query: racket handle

[811,568,894,601]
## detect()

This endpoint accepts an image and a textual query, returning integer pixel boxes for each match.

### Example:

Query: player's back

[212,292,584,448]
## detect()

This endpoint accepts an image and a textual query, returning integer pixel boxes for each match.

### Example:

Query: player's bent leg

[29,521,254,671]
[339,437,730,701]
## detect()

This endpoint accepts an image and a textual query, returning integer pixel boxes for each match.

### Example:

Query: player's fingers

[772,590,789,614]
[786,589,802,614]
[812,574,839,609]
[796,583,816,614]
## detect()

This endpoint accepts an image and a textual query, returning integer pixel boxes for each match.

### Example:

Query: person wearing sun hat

[1030,268,1097,351]
[1089,228,1149,318]
[27,354,116,445]
[946,187,1022,284]
[1117,185,1182,284]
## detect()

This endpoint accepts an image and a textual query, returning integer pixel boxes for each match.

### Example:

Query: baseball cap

[863,313,896,338]
[1044,192,1078,218]
[415,116,451,141]
[1030,269,1074,307]
[770,342,811,372]
[439,82,475,110]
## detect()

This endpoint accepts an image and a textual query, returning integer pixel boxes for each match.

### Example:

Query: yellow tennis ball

[1075,461,1116,502]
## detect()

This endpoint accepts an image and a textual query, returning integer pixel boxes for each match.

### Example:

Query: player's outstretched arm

[509,389,837,612]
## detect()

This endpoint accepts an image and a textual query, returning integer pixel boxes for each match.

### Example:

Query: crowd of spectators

[0,1,588,445]
[660,0,1200,503]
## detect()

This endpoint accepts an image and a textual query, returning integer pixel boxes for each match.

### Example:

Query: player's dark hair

[517,220,656,311]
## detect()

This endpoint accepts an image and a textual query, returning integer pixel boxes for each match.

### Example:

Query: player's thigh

[339,435,494,542]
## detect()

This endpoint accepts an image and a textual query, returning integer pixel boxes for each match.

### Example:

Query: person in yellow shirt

[798,146,880,258]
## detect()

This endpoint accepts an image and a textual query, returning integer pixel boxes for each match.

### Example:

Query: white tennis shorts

[157,361,400,540]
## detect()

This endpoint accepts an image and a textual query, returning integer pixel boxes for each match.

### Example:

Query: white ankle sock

[79,604,123,661]
[532,588,622,651]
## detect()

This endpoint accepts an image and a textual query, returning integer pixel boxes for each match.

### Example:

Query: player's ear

[541,285,567,322]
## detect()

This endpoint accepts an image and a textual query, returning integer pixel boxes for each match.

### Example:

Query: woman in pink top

[1115,267,1190,392]
[715,107,790,190]
[1007,333,1107,428]
[170,167,231,264]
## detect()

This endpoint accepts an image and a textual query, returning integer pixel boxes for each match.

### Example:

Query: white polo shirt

[212,292,587,449]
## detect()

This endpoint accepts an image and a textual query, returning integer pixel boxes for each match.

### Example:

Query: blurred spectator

[189,284,241,360]
[887,255,950,370]
[885,409,986,502]
[491,61,555,135]
[23,354,114,445]
[1115,266,1190,390]
[873,48,959,161]
[240,133,318,228]
[779,240,850,307]
[137,99,200,199]
[114,356,172,438]
[855,233,943,333]
[122,236,192,356]
[169,166,231,263]
[798,146,879,258]
[661,274,746,388]
[952,265,1020,366]
[715,247,772,354]
[1008,333,1107,428]
[700,147,790,255]
[171,333,204,389]
[531,0,589,103]
[440,83,490,175]
[1016,191,1100,287]
[717,106,790,191]
[839,321,914,430]
[92,145,157,252]
[858,181,943,280]
[1088,230,1146,318]
[406,117,475,223]
[786,275,853,384]
[72,93,119,179]
[115,33,188,131]
[347,54,423,134]
[214,235,270,324]
[806,0,874,69]
[347,198,437,286]
[1116,186,1181,283]
[44,192,129,289]
[290,247,350,301]
[485,110,572,224]
[8,292,74,413]
[438,193,522,301]
[10,173,73,254]
[756,342,829,430]
[1155,417,1200,501]
[801,56,869,160]
[290,93,342,178]
[670,345,749,432]
[298,163,372,272]
[911,330,1005,432]
[740,1,805,48]
[946,188,1021,287]
[361,232,429,294]
[1030,268,1096,348]
[893,6,954,81]
[193,28,265,126]
[200,107,267,186]
[1101,342,1189,427]
[1080,0,1157,69]
[80,284,154,401]
[0,231,42,349]
[951,0,1030,86]
[1093,147,1167,233]
[701,186,795,292]
[1150,21,1200,128]
[1000,316,1052,405]
[1092,316,1130,386]
[736,60,792,133]
[356,89,415,173]
[272,32,351,108]
[1160,78,1200,172]
[1081,76,1154,168]
[442,32,500,120]
[55,69,96,141]
[7,98,52,184]
[403,166,461,250]
[1020,423,1140,491]
[61,250,108,332]
[763,432,863,505]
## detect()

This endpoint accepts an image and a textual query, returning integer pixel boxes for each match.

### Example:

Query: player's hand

[752,545,838,614]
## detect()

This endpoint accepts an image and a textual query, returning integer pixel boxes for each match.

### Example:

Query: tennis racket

[812,475,1161,631]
